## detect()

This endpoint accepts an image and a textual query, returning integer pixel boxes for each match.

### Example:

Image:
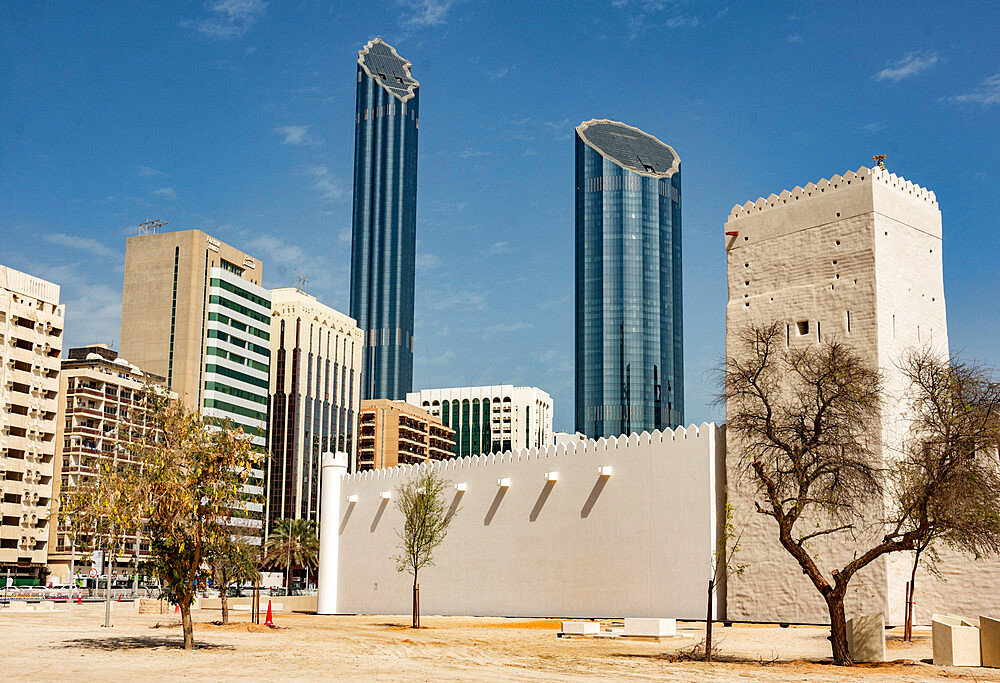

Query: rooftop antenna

[139,218,168,235]
[873,154,887,169]
[296,272,309,293]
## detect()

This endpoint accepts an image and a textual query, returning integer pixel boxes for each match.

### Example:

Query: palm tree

[263,518,319,596]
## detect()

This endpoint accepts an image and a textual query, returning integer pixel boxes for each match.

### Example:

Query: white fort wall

[330,424,726,618]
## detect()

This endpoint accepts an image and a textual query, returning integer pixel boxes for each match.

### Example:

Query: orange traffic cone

[76,595,82,605]
[174,604,180,614]
[117,595,121,602]
[264,600,274,627]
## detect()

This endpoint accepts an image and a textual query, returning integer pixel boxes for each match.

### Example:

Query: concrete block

[932,614,981,667]
[846,613,885,663]
[37,600,55,611]
[980,616,1000,668]
[561,620,599,635]
[624,618,676,637]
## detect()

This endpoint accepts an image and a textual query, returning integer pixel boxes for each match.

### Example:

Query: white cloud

[947,72,1000,105]
[21,262,122,350]
[786,33,802,43]
[43,233,121,261]
[426,283,486,312]
[399,0,456,27]
[137,165,165,177]
[429,350,455,365]
[486,67,510,80]
[303,166,345,201]
[458,149,491,158]
[522,147,537,157]
[153,187,177,200]
[184,0,268,40]
[483,321,532,336]
[488,241,510,255]
[416,252,441,271]
[337,228,352,244]
[873,51,938,82]
[275,124,322,146]
[862,122,887,133]
[243,232,345,299]
[665,13,699,28]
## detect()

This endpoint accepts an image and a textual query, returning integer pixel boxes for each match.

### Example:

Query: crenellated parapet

[342,423,718,484]
[727,166,938,223]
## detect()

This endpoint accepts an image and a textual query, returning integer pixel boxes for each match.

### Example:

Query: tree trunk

[705,578,714,662]
[906,548,922,641]
[285,548,291,597]
[412,575,419,629]
[221,587,229,626]
[825,591,851,665]
[180,595,195,650]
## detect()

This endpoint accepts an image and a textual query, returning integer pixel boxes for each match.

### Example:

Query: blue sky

[2,1,998,432]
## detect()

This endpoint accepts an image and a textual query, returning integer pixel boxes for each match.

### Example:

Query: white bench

[932,614,980,667]
[561,621,599,635]
[624,618,676,638]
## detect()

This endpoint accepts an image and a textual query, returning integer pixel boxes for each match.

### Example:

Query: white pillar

[316,451,348,615]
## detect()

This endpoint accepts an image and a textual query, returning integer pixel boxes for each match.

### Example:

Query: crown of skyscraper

[358,38,418,101]
[576,119,680,178]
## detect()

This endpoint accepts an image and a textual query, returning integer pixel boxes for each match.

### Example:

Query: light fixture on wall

[455,482,467,492]
[545,471,559,482]
[380,490,391,500]
[347,494,359,504]
[597,466,613,477]
[497,478,511,488]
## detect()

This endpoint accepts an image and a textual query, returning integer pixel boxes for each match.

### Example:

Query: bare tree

[722,322,1000,665]
[894,348,1000,638]
[393,470,456,628]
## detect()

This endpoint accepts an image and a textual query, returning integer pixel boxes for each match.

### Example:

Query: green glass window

[471,399,480,456]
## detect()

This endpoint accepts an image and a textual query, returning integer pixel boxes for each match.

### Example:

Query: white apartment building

[266,287,363,532]
[48,345,170,585]
[0,265,64,582]
[406,385,553,458]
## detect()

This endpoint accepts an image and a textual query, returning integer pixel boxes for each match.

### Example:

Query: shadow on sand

[59,635,234,651]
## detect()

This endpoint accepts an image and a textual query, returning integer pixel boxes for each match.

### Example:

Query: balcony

[69,386,105,400]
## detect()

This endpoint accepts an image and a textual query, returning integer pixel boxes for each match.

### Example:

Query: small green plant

[393,470,456,628]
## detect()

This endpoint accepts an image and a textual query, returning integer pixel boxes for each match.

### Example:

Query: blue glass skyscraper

[575,119,684,438]
[350,38,419,400]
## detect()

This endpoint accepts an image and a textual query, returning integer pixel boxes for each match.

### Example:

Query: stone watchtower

[723,165,948,624]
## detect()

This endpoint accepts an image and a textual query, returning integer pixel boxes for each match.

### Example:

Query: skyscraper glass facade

[350,38,419,401]
[574,119,684,439]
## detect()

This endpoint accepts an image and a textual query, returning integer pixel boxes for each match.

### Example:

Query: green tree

[209,538,262,625]
[87,392,257,650]
[263,518,319,596]
[393,470,456,628]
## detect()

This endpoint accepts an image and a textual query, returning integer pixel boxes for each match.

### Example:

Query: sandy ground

[1,603,996,681]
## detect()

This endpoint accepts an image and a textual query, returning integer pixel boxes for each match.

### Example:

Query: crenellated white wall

[331,424,726,618]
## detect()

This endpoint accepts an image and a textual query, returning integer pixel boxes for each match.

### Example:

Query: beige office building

[266,287,363,531]
[120,229,269,542]
[0,265,63,582]
[47,345,168,585]
[357,399,455,470]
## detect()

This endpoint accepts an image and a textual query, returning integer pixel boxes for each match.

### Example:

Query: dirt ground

[2,603,996,681]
